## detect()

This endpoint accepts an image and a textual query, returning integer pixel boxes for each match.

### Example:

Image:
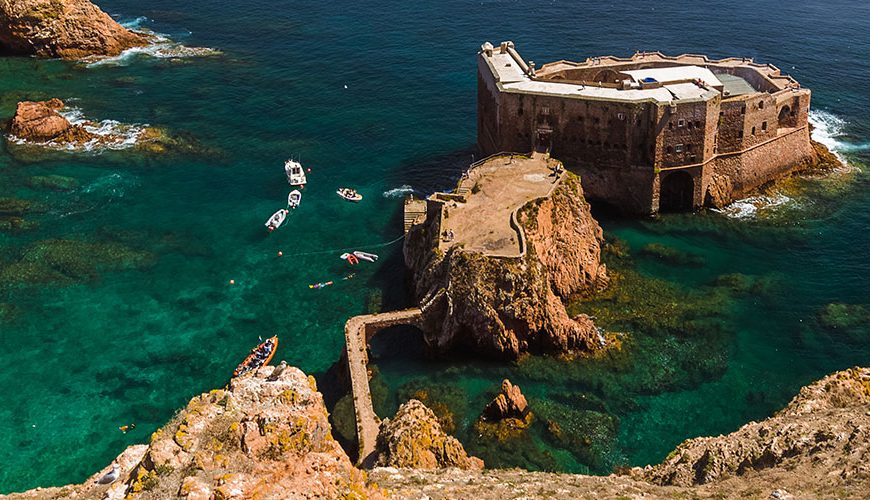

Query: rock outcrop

[7,365,377,499]
[405,173,608,359]
[0,0,148,59]
[8,366,870,499]
[481,379,529,422]
[643,366,870,487]
[374,399,483,470]
[8,99,94,144]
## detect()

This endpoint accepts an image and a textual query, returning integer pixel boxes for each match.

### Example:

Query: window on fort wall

[667,146,673,154]
[687,144,693,152]
[738,130,743,139]
[675,144,684,153]
[751,126,756,135]
[759,101,765,110]
[687,121,693,129]
[678,119,685,128]
[762,121,768,131]
[668,122,673,130]
[695,120,701,128]
[741,106,746,114]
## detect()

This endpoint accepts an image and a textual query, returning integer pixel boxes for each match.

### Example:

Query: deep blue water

[1,0,868,492]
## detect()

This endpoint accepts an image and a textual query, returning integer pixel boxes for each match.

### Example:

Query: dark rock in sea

[638,242,705,267]
[0,0,149,59]
[27,175,81,192]
[817,302,869,342]
[0,238,153,285]
[481,379,529,423]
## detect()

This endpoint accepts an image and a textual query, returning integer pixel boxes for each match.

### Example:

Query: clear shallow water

[1,0,869,492]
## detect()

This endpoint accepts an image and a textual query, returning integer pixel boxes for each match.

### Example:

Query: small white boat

[265,209,288,232]
[287,190,302,209]
[353,251,378,262]
[337,187,363,202]
[285,159,307,186]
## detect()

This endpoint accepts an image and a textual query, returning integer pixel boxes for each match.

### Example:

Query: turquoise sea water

[1,0,869,492]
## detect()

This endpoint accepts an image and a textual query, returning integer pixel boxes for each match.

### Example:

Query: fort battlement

[477,41,815,213]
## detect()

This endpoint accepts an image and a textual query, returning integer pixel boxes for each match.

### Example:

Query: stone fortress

[477,41,816,213]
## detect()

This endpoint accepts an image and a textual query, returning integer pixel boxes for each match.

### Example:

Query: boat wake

[383,185,415,198]
[86,18,221,68]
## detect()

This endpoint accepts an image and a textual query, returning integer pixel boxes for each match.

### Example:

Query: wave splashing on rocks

[85,18,221,68]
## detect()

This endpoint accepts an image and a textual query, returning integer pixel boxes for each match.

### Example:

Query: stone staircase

[403,198,428,233]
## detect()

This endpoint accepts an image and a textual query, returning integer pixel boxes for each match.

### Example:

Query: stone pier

[343,308,423,466]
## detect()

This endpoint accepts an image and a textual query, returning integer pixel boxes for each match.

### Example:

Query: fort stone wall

[476,42,816,214]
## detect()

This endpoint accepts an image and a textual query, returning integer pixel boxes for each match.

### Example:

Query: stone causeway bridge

[343,307,424,466]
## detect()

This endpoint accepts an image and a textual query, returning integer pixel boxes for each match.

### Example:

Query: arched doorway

[778,105,792,127]
[659,171,695,212]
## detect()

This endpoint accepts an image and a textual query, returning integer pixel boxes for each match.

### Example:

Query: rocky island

[404,154,609,359]
[0,0,148,59]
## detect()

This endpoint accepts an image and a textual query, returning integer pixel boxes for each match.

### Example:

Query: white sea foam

[5,107,148,153]
[383,185,415,198]
[58,108,147,151]
[712,193,794,219]
[85,24,220,68]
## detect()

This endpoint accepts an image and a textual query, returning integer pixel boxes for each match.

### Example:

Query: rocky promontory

[8,365,376,499]
[0,0,148,59]
[374,399,483,470]
[405,157,608,359]
[8,365,869,498]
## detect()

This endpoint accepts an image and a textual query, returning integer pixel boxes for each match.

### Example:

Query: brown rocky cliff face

[642,366,870,487]
[374,399,483,470]
[0,0,148,59]
[404,173,607,359]
[7,365,378,499]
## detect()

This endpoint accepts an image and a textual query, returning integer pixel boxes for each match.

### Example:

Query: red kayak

[233,336,278,377]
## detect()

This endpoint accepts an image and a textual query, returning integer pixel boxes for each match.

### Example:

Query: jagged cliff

[9,365,376,499]
[9,366,869,499]
[0,0,148,59]
[404,173,608,359]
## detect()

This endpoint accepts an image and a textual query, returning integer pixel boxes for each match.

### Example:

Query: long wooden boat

[233,336,278,377]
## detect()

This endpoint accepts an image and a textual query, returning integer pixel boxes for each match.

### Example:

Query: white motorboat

[287,189,302,209]
[265,209,288,232]
[352,251,378,262]
[285,159,307,186]
[336,187,362,202]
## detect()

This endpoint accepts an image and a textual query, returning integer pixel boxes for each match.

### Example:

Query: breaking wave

[383,185,415,198]
[712,193,795,219]
[86,20,221,68]
[6,108,148,153]
[58,108,147,151]
[809,109,869,160]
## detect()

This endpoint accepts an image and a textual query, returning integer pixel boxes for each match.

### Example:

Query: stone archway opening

[659,171,695,212]
[778,105,792,127]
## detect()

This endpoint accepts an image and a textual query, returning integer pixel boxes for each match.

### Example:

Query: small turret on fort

[477,41,817,214]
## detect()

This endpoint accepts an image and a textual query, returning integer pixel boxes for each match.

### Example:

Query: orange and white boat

[233,336,278,377]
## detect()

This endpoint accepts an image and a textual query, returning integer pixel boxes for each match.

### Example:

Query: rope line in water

[282,233,406,258]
